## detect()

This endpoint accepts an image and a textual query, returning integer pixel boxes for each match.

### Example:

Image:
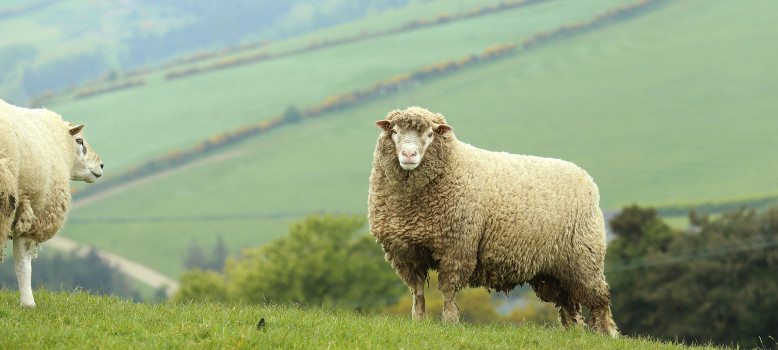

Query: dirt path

[46,149,246,296]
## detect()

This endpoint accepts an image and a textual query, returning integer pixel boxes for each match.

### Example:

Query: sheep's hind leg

[530,275,585,328]
[578,274,618,338]
[411,279,426,320]
[13,236,38,307]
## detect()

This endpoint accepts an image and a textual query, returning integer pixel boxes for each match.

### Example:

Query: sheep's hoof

[20,301,35,308]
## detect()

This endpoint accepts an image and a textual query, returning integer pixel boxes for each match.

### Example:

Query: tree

[281,105,303,124]
[171,269,227,303]
[211,236,227,272]
[607,205,778,348]
[223,215,405,309]
[184,240,208,270]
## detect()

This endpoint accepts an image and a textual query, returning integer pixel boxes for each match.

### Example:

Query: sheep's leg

[12,197,34,234]
[579,275,618,338]
[530,275,585,328]
[13,236,37,307]
[411,281,426,320]
[387,249,429,320]
[438,253,477,323]
[440,288,460,323]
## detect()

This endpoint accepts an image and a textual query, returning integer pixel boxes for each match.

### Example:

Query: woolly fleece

[0,99,100,254]
[368,107,618,336]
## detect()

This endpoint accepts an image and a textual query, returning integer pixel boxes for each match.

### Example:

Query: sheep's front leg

[13,236,37,307]
[386,245,430,320]
[438,251,477,323]
[13,198,35,234]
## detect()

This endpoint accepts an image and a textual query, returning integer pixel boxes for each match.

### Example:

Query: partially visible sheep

[0,99,104,307]
[368,107,618,337]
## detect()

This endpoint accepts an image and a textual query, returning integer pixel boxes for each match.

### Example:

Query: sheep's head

[374,107,453,171]
[68,124,104,183]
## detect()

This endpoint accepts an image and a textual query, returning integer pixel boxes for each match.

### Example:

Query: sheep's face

[375,120,453,171]
[68,124,104,183]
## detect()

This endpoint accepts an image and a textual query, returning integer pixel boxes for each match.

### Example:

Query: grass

[57,0,778,278]
[0,290,717,349]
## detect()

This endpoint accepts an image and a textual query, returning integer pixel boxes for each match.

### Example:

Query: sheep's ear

[375,120,391,131]
[69,124,85,135]
[434,124,453,136]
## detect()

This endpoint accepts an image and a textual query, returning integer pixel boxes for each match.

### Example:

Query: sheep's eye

[427,132,433,137]
[76,139,83,145]
[391,130,397,134]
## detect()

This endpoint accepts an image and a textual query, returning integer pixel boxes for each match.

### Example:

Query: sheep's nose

[100,163,104,169]
[401,150,418,158]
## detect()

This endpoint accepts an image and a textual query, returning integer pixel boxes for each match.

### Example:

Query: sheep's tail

[0,163,17,262]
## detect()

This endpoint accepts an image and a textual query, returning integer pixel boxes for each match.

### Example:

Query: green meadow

[56,0,778,278]
[48,0,626,174]
[0,291,718,349]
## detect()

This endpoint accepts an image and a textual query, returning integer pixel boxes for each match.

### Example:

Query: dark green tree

[184,240,209,270]
[607,206,778,348]
[211,236,228,272]
[281,105,303,124]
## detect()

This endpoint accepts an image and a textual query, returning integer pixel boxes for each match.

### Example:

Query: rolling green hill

[0,291,717,349]
[48,0,623,175]
[0,0,414,103]
[56,0,778,278]
[55,0,648,276]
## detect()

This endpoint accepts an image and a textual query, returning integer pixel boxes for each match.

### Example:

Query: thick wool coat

[368,107,617,335]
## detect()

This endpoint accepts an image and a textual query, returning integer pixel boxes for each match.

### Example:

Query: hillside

[56,0,642,276]
[0,0,411,103]
[46,0,622,175]
[51,0,778,278]
[0,291,717,349]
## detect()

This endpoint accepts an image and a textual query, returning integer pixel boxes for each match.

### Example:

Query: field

[47,0,778,279]
[0,291,718,349]
[48,0,626,174]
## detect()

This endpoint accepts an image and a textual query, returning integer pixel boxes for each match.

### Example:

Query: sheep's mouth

[399,161,420,170]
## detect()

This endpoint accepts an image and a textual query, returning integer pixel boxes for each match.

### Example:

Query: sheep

[0,99,104,307]
[368,106,618,337]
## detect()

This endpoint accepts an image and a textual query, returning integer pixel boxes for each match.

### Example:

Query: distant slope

[48,0,624,175]
[0,0,411,103]
[0,291,717,349]
[59,0,778,278]
[56,0,642,277]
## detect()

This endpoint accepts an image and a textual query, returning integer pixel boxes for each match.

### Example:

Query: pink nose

[401,150,418,158]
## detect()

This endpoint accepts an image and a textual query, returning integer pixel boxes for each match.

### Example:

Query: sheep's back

[455,143,604,285]
[0,101,69,207]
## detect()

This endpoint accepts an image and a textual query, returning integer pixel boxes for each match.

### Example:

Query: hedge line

[164,0,549,80]
[73,79,146,100]
[72,43,518,199]
[73,0,669,200]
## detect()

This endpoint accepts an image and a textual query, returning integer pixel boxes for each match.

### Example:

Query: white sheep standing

[368,107,618,336]
[0,99,104,307]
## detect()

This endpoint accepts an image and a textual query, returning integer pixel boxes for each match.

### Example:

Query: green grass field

[55,0,778,278]
[49,0,627,175]
[0,291,717,349]
[55,0,639,276]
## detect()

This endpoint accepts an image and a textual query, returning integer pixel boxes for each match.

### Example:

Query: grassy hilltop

[46,0,778,277]
[0,291,718,349]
